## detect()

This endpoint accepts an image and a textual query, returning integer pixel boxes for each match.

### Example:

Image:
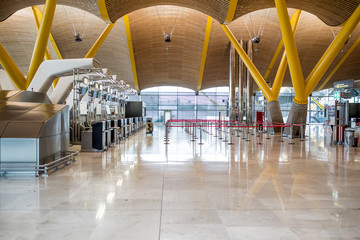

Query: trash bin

[354,129,360,147]
[344,129,355,147]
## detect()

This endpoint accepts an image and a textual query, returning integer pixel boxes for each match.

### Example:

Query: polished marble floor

[1,125,360,239]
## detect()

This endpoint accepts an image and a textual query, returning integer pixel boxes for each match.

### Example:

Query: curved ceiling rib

[0,0,359,26]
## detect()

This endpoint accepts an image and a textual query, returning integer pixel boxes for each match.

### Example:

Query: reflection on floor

[1,125,360,240]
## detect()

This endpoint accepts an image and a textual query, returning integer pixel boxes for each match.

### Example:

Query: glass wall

[138,86,229,123]
[132,85,356,124]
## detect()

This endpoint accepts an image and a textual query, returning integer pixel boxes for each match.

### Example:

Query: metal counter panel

[1,138,38,163]
[2,122,44,138]
[39,135,61,165]
[0,121,8,136]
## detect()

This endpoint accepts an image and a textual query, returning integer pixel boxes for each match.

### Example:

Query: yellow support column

[305,4,360,96]
[223,0,239,24]
[124,15,139,92]
[85,22,116,58]
[26,0,57,88]
[272,53,287,99]
[32,6,63,87]
[32,7,52,61]
[0,43,26,90]
[311,97,324,110]
[197,16,212,92]
[221,25,275,101]
[32,6,63,60]
[272,10,301,99]
[97,0,111,23]
[317,35,360,91]
[264,10,301,81]
[275,0,306,104]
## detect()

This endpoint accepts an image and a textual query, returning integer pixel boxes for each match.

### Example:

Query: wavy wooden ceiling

[0,6,134,87]
[0,0,359,26]
[0,4,360,92]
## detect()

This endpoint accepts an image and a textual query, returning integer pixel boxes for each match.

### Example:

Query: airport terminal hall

[2,0,360,239]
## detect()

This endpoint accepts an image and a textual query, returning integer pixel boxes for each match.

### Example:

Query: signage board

[341,91,352,99]
[334,79,354,89]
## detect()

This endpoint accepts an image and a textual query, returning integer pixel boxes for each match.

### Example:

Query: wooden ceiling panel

[0,0,101,22]
[50,6,134,87]
[129,6,207,91]
[0,8,38,75]
[1,4,360,93]
[0,0,359,27]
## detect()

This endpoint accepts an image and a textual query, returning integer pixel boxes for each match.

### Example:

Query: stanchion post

[228,124,234,145]
[266,124,271,139]
[280,124,284,142]
[246,125,250,141]
[199,125,204,145]
[300,124,304,141]
[219,123,223,139]
[258,128,262,145]
[236,122,240,137]
[289,124,295,145]
[164,123,170,144]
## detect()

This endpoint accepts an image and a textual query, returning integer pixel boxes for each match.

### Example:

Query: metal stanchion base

[198,143,204,145]
[227,143,234,145]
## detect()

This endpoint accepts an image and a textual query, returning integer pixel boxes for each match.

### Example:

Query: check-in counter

[118,119,125,140]
[110,120,119,144]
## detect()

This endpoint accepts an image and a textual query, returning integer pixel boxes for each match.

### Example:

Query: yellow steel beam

[272,53,287,99]
[32,6,63,60]
[85,22,116,58]
[32,6,63,87]
[32,7,52,61]
[275,0,306,104]
[264,39,283,81]
[197,16,212,92]
[0,42,26,90]
[311,97,324,110]
[317,36,360,91]
[264,10,301,81]
[97,0,111,23]
[32,6,62,88]
[223,0,239,24]
[271,10,301,99]
[305,4,360,96]
[26,0,57,88]
[124,15,139,92]
[221,25,275,101]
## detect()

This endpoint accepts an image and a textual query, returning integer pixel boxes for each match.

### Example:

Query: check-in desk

[117,119,125,140]
[105,120,112,148]
[92,121,106,151]
[110,120,119,144]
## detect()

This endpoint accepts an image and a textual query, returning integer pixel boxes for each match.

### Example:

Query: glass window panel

[178,111,196,119]
[147,111,160,123]
[141,95,159,105]
[197,95,216,105]
[159,95,177,105]
[146,105,158,111]
[178,95,196,105]
[159,105,177,110]
[178,105,195,110]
